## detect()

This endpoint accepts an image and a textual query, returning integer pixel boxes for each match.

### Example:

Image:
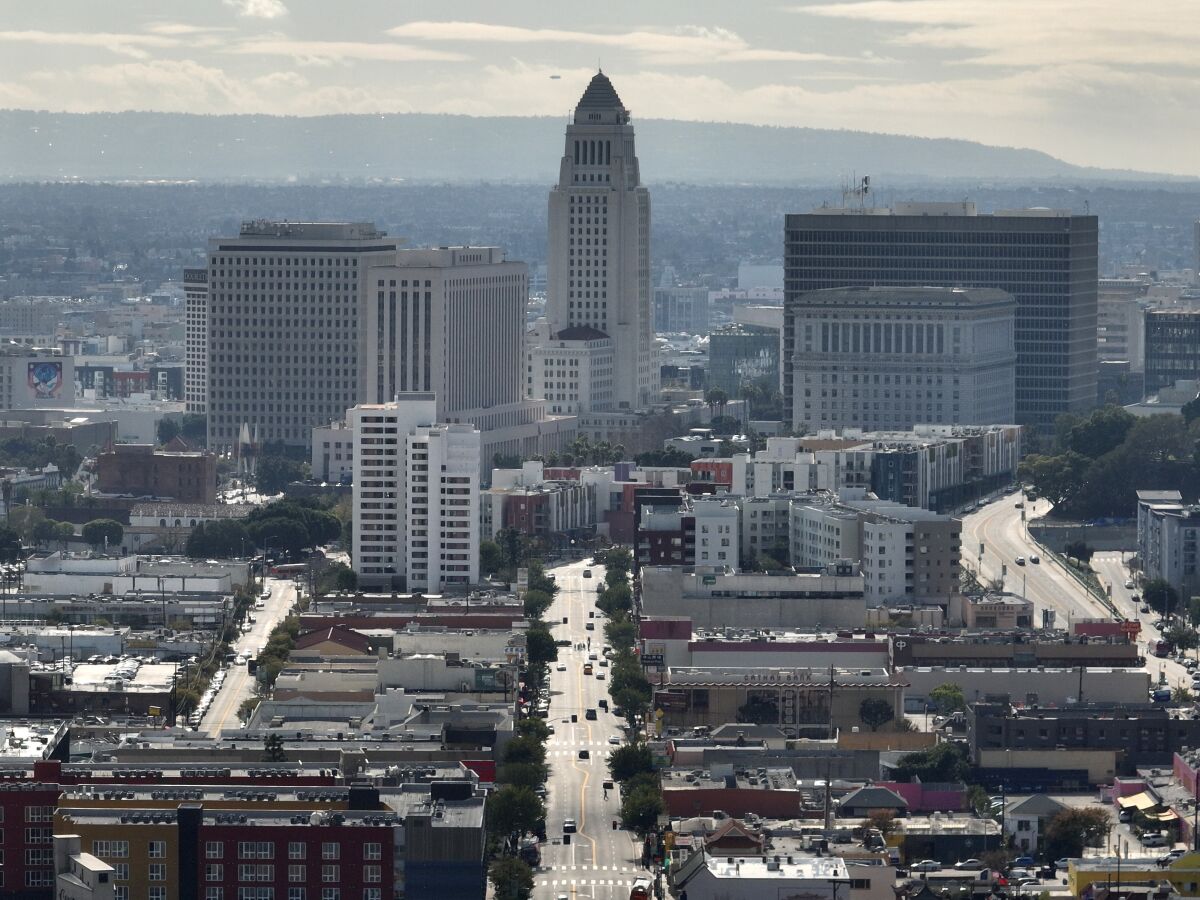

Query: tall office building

[350,395,480,592]
[783,202,1098,431]
[1144,309,1200,394]
[361,246,575,468]
[183,267,207,414]
[206,221,401,449]
[544,71,656,410]
[789,286,1016,432]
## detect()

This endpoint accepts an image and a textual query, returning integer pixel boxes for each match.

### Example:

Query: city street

[960,496,1113,626]
[536,558,645,899]
[199,576,298,736]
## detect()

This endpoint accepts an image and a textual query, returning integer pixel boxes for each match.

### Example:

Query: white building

[528,326,614,415]
[790,286,1016,432]
[671,849,848,900]
[693,497,740,567]
[739,495,793,568]
[350,395,481,593]
[311,419,355,484]
[183,266,207,413]
[543,71,657,411]
[205,221,402,449]
[0,344,74,409]
[1137,489,1200,600]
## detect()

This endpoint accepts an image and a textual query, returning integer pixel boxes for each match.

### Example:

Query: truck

[629,878,652,900]
[1149,639,1172,658]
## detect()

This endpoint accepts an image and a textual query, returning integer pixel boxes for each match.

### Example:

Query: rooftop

[576,71,624,110]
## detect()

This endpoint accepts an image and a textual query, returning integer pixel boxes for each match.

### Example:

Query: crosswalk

[547,749,613,758]
[534,865,648,889]
[536,879,639,889]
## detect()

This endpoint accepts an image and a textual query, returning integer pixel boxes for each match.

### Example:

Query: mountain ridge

[0,109,1185,184]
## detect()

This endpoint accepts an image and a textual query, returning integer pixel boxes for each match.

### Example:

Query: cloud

[0,30,178,59]
[223,0,288,20]
[144,23,235,36]
[797,1,1200,69]
[228,37,467,65]
[387,21,860,65]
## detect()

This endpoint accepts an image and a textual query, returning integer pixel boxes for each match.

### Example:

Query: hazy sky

[0,0,1193,175]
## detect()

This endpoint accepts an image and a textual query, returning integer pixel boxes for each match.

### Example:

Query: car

[578,749,590,759]
[599,659,609,667]
[547,725,555,735]
[911,860,941,872]
[1142,604,1152,613]
[562,819,577,834]
[1030,555,1040,564]
[954,859,983,870]
[1142,833,1168,847]
[556,663,567,671]
[1008,869,1034,882]
[1015,556,1026,566]
[1054,859,1071,870]
[585,622,595,630]
[1015,502,1024,509]
[588,653,598,660]
[585,709,597,720]
[1014,857,1036,868]
[1158,850,1186,865]
[1187,659,1198,670]
[596,673,605,680]
[1125,580,1135,589]
[608,735,621,745]
[583,570,592,578]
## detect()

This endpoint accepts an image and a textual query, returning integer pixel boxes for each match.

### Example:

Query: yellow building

[1069,851,1200,897]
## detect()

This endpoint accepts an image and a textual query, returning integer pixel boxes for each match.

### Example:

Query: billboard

[27,361,63,399]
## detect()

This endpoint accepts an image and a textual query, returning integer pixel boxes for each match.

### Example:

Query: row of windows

[206,842,379,860]
[205,889,381,900]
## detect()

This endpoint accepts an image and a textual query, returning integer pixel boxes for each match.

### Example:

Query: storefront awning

[1116,792,1159,811]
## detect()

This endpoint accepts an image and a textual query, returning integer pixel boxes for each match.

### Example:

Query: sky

[0,0,1194,175]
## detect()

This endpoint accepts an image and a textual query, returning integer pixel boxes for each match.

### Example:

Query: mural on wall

[27,361,63,399]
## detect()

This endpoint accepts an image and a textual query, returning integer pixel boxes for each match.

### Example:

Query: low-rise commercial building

[639,565,866,629]
[670,850,848,900]
[96,443,217,504]
[899,666,1150,711]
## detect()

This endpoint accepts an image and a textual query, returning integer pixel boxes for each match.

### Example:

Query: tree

[262,733,288,762]
[247,517,310,558]
[1043,808,1112,860]
[523,589,554,622]
[1143,578,1180,617]
[237,697,259,724]
[480,540,504,576]
[524,623,558,675]
[608,744,655,783]
[1166,623,1199,651]
[503,735,548,768]
[186,519,252,559]
[892,742,972,784]
[1063,541,1095,564]
[157,418,181,445]
[604,618,637,650]
[704,388,729,417]
[1173,685,1194,704]
[515,717,551,743]
[858,697,895,732]
[255,455,307,494]
[866,810,898,836]
[1188,597,1200,627]
[1017,452,1091,509]
[180,413,208,446]
[489,857,534,900]
[620,781,664,835]
[498,762,549,790]
[736,696,779,725]
[1067,406,1136,458]
[82,518,123,550]
[1183,394,1200,425]
[486,785,545,841]
[929,683,967,715]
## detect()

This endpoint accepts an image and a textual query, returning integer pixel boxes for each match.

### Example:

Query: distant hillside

[0,109,1165,184]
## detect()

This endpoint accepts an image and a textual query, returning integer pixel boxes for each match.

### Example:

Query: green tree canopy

[608,744,655,783]
[81,518,123,550]
[1043,808,1112,861]
[1144,578,1180,617]
[892,742,972,783]
[859,697,895,731]
[186,519,252,559]
[1066,406,1136,458]
[480,540,504,576]
[489,857,534,900]
[619,780,664,835]
[929,683,967,715]
[524,623,558,674]
[1165,623,1199,651]
[486,785,545,841]
[522,589,554,622]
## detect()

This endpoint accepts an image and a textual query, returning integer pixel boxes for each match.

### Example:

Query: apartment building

[350,396,481,593]
[693,497,740,567]
[1136,489,1200,601]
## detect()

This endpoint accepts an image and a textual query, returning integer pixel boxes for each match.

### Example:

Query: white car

[556,663,567,671]
[608,735,621,745]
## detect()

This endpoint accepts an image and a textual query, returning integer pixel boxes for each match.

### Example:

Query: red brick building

[96,442,217,504]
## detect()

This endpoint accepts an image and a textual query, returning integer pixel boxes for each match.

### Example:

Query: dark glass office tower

[783,202,1098,432]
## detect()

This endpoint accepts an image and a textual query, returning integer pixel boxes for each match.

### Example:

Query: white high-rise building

[183,267,207,414]
[350,395,480,593]
[544,72,656,411]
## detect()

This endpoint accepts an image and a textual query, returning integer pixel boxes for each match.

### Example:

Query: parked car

[1142,833,1168,847]
[911,861,940,872]
[1029,555,1040,564]
[583,569,592,578]
[1014,857,1036,868]
[954,859,983,870]
[1125,580,1135,589]
[1016,556,1026,566]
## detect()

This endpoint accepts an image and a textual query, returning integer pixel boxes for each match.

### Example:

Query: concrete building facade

[350,396,480,593]
[784,203,1099,432]
[1144,309,1200,394]
[206,221,401,449]
[183,266,207,414]
[788,286,1016,432]
[544,72,657,410]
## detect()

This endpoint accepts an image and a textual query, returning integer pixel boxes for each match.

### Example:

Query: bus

[269,563,307,578]
[629,878,651,900]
